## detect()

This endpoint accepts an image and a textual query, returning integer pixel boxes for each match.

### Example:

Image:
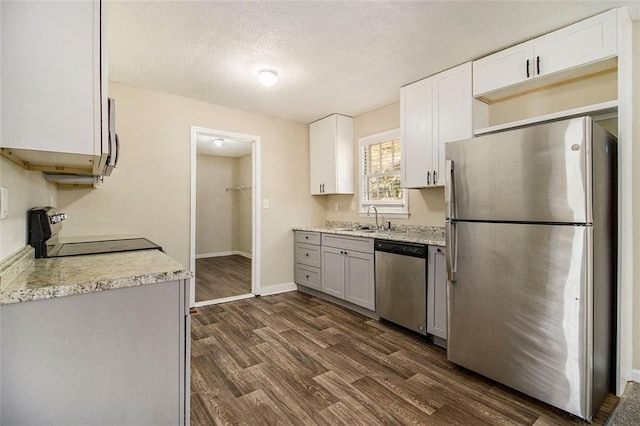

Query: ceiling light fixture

[258,69,278,87]
[213,138,225,147]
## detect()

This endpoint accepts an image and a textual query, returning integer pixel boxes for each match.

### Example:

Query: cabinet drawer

[295,243,321,267]
[295,231,321,245]
[294,264,321,290]
[322,234,373,253]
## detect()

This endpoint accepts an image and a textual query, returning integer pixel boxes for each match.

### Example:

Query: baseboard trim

[631,369,640,383]
[195,251,252,259]
[194,293,255,307]
[237,251,252,259]
[259,282,297,296]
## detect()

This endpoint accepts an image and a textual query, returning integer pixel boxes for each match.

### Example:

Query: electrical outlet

[263,199,269,209]
[334,202,339,212]
[350,200,356,211]
[0,186,8,220]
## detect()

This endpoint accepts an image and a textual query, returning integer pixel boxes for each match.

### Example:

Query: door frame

[189,126,261,307]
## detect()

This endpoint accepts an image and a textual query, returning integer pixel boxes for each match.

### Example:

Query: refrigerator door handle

[445,159,457,282]
[446,221,457,282]
[445,160,455,219]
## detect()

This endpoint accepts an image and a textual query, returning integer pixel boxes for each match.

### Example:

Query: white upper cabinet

[309,114,354,195]
[473,9,617,98]
[1,0,108,175]
[432,62,472,186]
[400,78,433,188]
[401,62,472,188]
[473,41,534,98]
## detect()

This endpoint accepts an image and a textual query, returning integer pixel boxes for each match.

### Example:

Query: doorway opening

[190,126,261,307]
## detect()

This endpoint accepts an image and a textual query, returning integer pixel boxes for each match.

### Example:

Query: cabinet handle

[427,171,431,186]
[536,56,540,75]
[526,59,530,78]
[433,170,437,184]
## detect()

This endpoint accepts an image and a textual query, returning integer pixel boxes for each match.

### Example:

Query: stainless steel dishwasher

[375,239,427,335]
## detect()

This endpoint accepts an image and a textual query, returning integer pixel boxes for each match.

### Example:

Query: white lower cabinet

[294,231,322,290]
[321,236,375,311]
[345,250,375,310]
[321,246,347,299]
[427,246,447,341]
[295,232,375,311]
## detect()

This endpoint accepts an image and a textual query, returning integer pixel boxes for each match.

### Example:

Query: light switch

[1,186,8,220]
[263,199,269,209]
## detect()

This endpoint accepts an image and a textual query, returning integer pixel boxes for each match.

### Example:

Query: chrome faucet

[367,205,380,230]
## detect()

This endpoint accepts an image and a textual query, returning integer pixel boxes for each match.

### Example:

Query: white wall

[0,157,57,260]
[195,154,236,256]
[57,82,325,288]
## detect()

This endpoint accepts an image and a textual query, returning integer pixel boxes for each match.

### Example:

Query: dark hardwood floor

[195,255,251,302]
[190,291,617,425]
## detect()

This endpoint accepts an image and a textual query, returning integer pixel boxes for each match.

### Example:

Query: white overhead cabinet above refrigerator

[0,0,116,183]
[473,9,618,101]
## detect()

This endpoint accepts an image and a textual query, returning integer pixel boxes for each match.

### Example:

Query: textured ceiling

[196,133,252,158]
[108,1,639,124]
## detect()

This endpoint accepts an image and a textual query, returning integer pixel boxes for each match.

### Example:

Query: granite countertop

[293,223,446,246]
[0,246,192,305]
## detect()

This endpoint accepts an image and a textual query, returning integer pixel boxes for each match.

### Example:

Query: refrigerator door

[445,117,591,223]
[447,221,592,419]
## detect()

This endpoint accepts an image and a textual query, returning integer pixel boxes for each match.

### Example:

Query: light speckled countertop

[292,223,446,246]
[0,246,192,305]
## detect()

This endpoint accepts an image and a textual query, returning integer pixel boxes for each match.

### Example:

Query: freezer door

[447,221,592,419]
[445,117,591,223]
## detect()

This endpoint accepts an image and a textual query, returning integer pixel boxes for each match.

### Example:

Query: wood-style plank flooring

[195,256,251,302]
[190,291,617,425]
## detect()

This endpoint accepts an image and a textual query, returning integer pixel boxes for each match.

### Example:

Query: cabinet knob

[305,253,309,257]
[306,275,309,279]
[437,248,442,253]
[305,236,309,239]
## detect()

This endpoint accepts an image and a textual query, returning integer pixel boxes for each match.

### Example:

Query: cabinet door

[309,115,337,195]
[534,9,617,78]
[432,62,472,186]
[472,41,534,97]
[321,246,346,299]
[345,251,375,310]
[427,246,447,339]
[2,1,107,165]
[401,78,433,188]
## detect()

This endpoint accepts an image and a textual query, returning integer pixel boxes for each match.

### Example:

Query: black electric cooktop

[48,238,162,257]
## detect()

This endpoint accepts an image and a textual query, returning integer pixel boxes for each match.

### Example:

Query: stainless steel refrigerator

[444,116,616,421]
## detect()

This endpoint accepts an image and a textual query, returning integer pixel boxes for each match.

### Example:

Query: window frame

[358,128,409,218]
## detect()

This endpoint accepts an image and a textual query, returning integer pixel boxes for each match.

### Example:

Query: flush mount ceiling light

[213,138,225,147]
[258,69,278,87]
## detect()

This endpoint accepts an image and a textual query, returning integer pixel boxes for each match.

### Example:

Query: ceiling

[108,1,639,125]
[196,133,252,158]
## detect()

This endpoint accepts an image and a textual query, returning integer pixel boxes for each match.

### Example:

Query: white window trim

[358,128,409,218]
